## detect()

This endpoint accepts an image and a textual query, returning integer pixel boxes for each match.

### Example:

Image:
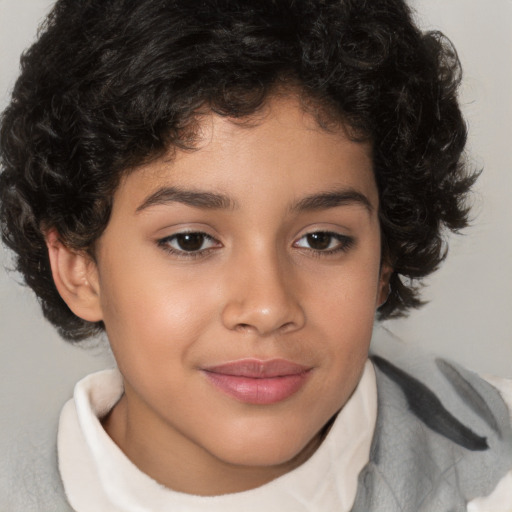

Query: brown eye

[159,232,219,255]
[306,232,332,251]
[294,231,355,254]
[175,233,207,252]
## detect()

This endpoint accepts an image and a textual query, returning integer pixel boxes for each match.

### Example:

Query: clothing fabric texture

[5,346,512,511]
[352,356,512,510]
[57,350,512,512]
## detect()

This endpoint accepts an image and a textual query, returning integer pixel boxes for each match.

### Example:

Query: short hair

[0,0,477,341]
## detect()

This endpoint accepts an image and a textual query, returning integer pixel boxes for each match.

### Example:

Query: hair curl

[0,0,477,341]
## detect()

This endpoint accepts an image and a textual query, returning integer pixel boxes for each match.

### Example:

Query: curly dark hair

[0,0,476,341]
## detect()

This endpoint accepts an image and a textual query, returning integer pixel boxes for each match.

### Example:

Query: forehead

[115,96,377,213]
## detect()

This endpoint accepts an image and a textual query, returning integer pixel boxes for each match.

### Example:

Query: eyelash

[157,232,220,259]
[293,231,355,257]
[157,231,355,259]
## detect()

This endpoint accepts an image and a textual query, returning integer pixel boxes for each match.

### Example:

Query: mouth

[201,359,313,405]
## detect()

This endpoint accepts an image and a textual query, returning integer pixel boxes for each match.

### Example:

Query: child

[0,0,511,510]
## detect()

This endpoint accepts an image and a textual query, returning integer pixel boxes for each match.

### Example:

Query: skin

[49,95,390,496]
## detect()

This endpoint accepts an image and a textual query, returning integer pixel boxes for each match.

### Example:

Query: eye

[294,231,354,254]
[158,232,220,256]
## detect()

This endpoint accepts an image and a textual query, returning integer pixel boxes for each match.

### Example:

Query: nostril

[234,320,297,334]
[221,291,306,335]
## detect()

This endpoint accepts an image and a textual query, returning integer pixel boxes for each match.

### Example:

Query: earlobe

[45,229,103,322]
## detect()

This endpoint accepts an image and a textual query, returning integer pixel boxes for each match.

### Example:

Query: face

[87,96,388,494]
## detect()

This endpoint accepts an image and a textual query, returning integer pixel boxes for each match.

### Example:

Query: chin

[209,427,320,469]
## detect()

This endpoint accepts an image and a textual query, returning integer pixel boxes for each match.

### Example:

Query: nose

[221,250,306,336]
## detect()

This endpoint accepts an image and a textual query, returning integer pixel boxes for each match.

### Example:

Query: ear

[376,262,393,308]
[45,229,103,322]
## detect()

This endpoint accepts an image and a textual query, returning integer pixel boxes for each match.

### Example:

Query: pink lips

[202,359,312,405]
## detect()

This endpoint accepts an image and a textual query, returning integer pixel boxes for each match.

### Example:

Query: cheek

[98,261,218,369]
[307,253,382,324]
[302,249,381,370]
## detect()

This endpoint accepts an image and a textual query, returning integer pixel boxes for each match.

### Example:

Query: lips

[201,359,312,405]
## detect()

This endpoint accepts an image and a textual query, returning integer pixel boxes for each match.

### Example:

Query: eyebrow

[136,185,373,215]
[136,186,237,212]
[291,188,374,214]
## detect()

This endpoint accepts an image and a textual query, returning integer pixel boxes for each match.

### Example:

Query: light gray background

[0,0,511,474]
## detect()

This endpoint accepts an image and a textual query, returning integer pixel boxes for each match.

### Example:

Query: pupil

[307,232,331,250]
[177,233,204,251]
